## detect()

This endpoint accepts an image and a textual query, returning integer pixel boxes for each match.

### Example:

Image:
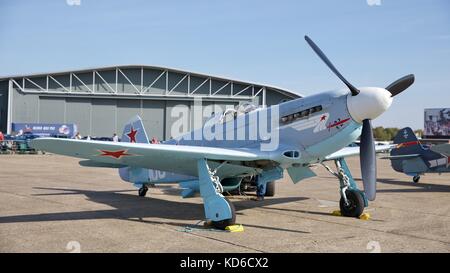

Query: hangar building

[0,65,300,140]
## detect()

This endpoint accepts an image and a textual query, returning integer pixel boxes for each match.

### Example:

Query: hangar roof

[0,64,302,100]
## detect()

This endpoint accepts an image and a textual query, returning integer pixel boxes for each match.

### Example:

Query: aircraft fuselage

[120,88,365,185]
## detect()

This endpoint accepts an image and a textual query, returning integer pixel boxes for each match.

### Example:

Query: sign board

[424,108,450,138]
[11,123,78,138]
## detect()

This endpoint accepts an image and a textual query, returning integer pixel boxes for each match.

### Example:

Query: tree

[414,129,423,138]
[372,127,401,141]
[373,127,388,141]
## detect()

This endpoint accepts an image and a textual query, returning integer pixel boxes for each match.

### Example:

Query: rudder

[119,115,149,183]
[391,127,423,156]
[393,127,418,145]
[121,115,149,144]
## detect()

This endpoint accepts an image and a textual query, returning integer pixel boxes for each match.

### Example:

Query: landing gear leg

[138,185,148,197]
[413,175,420,183]
[197,159,236,229]
[322,158,366,218]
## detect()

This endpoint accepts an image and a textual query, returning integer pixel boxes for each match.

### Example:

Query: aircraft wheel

[339,190,364,218]
[138,185,148,197]
[211,198,236,230]
[413,175,420,183]
[265,181,275,197]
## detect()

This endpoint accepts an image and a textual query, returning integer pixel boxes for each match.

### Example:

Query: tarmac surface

[0,154,449,252]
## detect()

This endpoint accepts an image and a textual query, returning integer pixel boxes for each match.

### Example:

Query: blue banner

[11,123,78,138]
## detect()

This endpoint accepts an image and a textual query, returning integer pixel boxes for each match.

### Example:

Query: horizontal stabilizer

[402,157,428,174]
[325,144,394,161]
[380,154,421,160]
[79,160,126,168]
[179,180,200,198]
[431,144,450,156]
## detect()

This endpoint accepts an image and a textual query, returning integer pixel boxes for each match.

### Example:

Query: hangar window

[280,105,323,125]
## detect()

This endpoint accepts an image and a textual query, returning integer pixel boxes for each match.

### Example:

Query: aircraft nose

[346,87,393,123]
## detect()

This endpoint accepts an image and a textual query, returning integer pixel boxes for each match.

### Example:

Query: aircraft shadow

[257,206,335,217]
[0,186,310,234]
[354,178,450,193]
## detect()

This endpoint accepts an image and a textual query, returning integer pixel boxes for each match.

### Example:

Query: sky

[0,0,449,130]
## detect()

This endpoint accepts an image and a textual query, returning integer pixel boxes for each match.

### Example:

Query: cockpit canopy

[205,102,261,126]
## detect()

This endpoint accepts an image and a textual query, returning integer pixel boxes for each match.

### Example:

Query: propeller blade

[304,35,360,96]
[360,119,376,201]
[386,74,415,97]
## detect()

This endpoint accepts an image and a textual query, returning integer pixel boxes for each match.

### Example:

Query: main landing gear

[197,159,236,229]
[413,175,420,183]
[322,158,367,218]
[339,189,364,217]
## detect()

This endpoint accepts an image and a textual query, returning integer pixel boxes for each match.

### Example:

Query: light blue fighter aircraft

[383,127,450,183]
[31,36,415,229]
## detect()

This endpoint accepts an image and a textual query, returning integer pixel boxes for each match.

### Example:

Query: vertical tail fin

[119,115,149,183]
[121,115,149,144]
[393,127,418,145]
[391,127,423,156]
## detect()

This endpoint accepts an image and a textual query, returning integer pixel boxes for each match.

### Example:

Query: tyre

[211,198,236,230]
[264,181,275,197]
[413,175,420,183]
[138,185,148,197]
[339,190,364,218]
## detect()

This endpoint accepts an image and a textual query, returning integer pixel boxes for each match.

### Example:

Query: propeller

[360,119,376,200]
[305,35,415,200]
[304,35,360,96]
[386,74,415,97]
[305,36,392,201]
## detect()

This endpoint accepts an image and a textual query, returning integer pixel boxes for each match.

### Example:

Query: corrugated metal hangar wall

[0,65,300,140]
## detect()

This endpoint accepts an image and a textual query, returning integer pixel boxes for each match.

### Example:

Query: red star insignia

[126,127,138,143]
[99,150,133,159]
[320,115,326,121]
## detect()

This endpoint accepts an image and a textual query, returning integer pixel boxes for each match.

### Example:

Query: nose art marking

[327,117,350,130]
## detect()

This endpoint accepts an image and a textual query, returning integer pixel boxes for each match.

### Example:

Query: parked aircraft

[31,36,414,229]
[383,127,449,183]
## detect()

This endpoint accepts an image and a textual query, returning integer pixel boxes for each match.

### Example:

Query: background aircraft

[31,36,414,229]
[384,127,450,183]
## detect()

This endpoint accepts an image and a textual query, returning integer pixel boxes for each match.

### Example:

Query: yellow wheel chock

[331,210,371,220]
[359,213,371,220]
[332,210,342,216]
[225,224,244,232]
[203,221,244,232]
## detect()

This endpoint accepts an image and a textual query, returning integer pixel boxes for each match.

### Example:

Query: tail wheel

[211,198,236,230]
[264,181,275,197]
[339,190,364,218]
[138,185,148,197]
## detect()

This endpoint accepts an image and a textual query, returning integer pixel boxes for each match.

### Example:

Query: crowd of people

[0,131,5,151]
[0,130,38,154]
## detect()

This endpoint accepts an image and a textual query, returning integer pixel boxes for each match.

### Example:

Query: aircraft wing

[30,138,267,177]
[324,144,395,161]
[431,143,450,157]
